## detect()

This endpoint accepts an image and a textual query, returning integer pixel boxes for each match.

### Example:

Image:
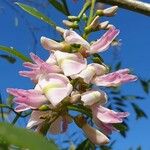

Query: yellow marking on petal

[43,83,61,94]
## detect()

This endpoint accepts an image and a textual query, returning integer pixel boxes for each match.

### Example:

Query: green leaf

[92,54,104,64]
[140,79,149,94]
[0,123,58,150]
[137,146,142,150]
[115,62,121,70]
[131,103,147,119]
[0,54,16,64]
[0,45,31,62]
[114,123,128,137]
[16,2,56,28]
[67,105,92,118]
[48,0,70,15]
[121,95,144,100]
[76,139,95,150]
[0,94,4,122]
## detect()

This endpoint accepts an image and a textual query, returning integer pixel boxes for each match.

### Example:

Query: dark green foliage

[76,139,95,150]
[114,122,128,137]
[0,54,16,64]
[140,79,149,94]
[48,0,70,15]
[131,103,147,119]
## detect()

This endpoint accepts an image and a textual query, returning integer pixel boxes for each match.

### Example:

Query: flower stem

[78,1,91,19]
[87,0,96,25]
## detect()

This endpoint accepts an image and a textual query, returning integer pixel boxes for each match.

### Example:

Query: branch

[97,0,150,16]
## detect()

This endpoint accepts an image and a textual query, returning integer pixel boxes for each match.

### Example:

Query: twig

[97,0,150,16]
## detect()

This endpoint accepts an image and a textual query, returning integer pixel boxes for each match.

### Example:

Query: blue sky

[0,0,150,150]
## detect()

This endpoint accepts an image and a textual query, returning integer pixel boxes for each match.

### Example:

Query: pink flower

[40,36,66,52]
[63,29,90,51]
[46,53,57,65]
[71,65,96,84]
[82,123,109,145]
[19,53,61,82]
[93,115,117,135]
[91,104,129,124]
[7,88,47,112]
[92,68,137,87]
[38,73,73,107]
[90,26,120,54]
[71,63,107,84]
[63,27,119,55]
[54,51,87,76]
[74,115,109,145]
[81,90,107,106]
[27,110,72,134]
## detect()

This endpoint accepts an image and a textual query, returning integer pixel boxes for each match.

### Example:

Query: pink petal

[89,63,107,76]
[91,104,129,124]
[82,123,109,145]
[90,26,120,54]
[49,116,62,134]
[64,30,90,50]
[81,90,107,106]
[71,65,96,84]
[15,104,31,112]
[40,36,63,52]
[38,73,73,107]
[93,116,117,135]
[46,53,57,65]
[30,52,44,65]
[54,51,87,76]
[20,53,61,81]
[7,88,48,111]
[27,110,49,129]
[92,69,137,87]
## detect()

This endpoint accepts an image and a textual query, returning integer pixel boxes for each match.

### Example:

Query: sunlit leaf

[0,123,58,149]
[131,103,147,119]
[0,45,31,62]
[16,2,56,28]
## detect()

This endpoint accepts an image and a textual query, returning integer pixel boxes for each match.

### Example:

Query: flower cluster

[7,26,137,145]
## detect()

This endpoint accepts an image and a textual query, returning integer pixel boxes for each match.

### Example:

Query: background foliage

[0,0,150,149]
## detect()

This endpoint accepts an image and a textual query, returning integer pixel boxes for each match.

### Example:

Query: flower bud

[68,16,79,21]
[89,16,99,29]
[41,37,70,52]
[106,24,115,30]
[82,123,110,145]
[70,91,81,104]
[74,115,109,145]
[84,16,99,33]
[81,90,107,106]
[103,6,118,17]
[56,26,66,35]
[63,20,78,29]
[39,105,50,111]
[98,21,109,30]
[82,13,88,21]
[96,9,103,16]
